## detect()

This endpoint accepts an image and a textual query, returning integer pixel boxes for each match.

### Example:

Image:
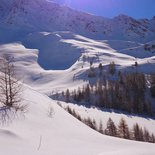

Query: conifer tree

[133,123,144,141]
[143,127,150,142]
[105,118,117,136]
[118,118,130,139]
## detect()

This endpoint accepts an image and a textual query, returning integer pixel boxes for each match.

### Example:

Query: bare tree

[0,55,26,124]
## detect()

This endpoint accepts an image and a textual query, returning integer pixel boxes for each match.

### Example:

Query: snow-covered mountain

[0,1,155,155]
[0,0,155,42]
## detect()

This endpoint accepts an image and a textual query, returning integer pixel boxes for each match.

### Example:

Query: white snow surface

[0,86,155,155]
[0,32,155,155]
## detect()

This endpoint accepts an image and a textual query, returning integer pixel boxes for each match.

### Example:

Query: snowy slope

[0,0,155,42]
[60,102,155,135]
[119,40,155,58]
[0,1,155,154]
[0,85,155,155]
[1,34,155,94]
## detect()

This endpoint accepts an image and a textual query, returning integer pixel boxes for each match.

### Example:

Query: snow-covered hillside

[0,86,155,155]
[0,0,155,154]
[0,0,155,42]
[1,33,155,93]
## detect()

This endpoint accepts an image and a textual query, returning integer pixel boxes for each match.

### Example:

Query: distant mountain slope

[0,0,155,42]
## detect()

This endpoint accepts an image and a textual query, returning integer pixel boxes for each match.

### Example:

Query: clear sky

[52,0,155,19]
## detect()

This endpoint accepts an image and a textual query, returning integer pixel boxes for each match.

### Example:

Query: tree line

[62,62,155,116]
[62,65,155,116]
[62,105,155,144]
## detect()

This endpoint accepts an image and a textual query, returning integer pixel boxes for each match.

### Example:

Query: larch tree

[118,117,130,139]
[132,123,144,141]
[0,55,26,124]
[105,118,117,137]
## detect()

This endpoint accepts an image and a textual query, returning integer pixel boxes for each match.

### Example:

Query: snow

[0,36,155,155]
[0,0,155,154]
[0,86,155,155]
[0,0,155,42]
[60,102,155,135]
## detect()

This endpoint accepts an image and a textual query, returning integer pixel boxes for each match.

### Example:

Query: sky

[52,0,155,19]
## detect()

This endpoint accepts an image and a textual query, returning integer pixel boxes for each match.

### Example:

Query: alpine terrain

[0,0,155,155]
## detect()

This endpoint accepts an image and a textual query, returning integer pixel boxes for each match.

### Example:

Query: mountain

[0,0,155,43]
[0,1,155,155]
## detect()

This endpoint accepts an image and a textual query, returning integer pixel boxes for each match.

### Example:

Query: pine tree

[105,118,117,136]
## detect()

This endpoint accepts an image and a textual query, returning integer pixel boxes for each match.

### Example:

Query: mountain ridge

[0,0,155,43]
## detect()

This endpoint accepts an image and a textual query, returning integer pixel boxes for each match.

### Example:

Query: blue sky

[52,0,155,19]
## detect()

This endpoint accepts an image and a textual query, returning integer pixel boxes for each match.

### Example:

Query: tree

[143,127,150,142]
[133,123,144,141]
[108,61,116,75]
[118,118,130,139]
[0,55,22,109]
[150,86,155,98]
[65,89,70,102]
[88,66,96,78]
[135,61,138,67]
[150,74,155,98]
[83,117,97,130]
[98,63,103,76]
[150,133,155,143]
[84,84,90,102]
[105,118,117,136]
[0,55,26,124]
[98,120,104,134]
